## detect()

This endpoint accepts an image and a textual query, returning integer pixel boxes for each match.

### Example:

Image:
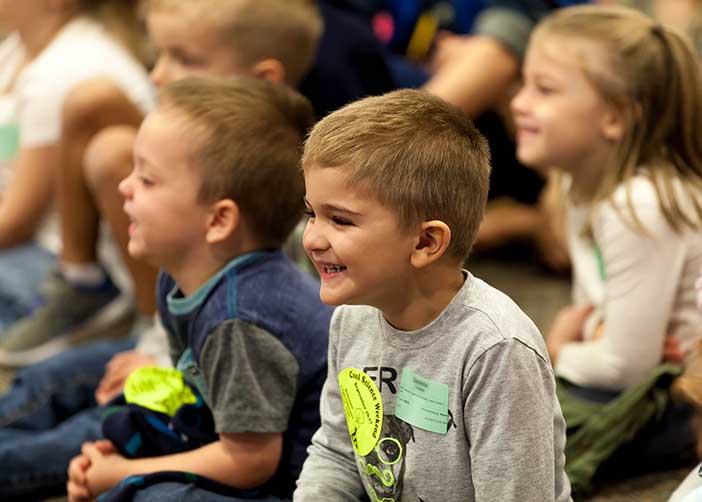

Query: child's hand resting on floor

[95,351,157,405]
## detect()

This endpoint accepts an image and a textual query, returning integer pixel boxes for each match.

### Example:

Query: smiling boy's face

[302,164,418,310]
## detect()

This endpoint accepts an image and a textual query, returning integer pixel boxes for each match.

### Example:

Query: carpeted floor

[0,252,693,501]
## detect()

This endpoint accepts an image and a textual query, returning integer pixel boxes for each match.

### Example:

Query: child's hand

[95,350,157,405]
[663,335,685,363]
[67,453,93,502]
[82,440,130,497]
[547,304,595,363]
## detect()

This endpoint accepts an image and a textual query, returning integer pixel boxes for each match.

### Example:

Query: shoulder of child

[460,275,547,358]
[602,174,696,236]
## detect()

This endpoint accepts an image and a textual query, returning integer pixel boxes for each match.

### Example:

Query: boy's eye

[173,50,204,67]
[535,82,556,95]
[332,216,353,226]
[140,176,154,187]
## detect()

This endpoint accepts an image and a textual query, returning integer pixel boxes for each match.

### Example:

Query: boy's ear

[206,199,239,244]
[410,220,451,269]
[251,59,286,84]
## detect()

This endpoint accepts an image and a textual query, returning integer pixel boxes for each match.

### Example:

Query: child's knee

[84,126,137,191]
[62,78,136,133]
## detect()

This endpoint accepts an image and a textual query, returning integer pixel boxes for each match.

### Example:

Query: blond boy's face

[147,10,248,86]
[119,109,212,273]
[302,165,418,310]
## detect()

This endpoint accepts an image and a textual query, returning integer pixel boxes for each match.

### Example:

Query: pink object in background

[373,11,394,44]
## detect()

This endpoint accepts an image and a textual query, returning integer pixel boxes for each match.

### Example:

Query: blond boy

[67,77,332,501]
[294,89,572,501]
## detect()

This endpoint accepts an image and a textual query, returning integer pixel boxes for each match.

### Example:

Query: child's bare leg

[84,127,158,316]
[59,78,144,265]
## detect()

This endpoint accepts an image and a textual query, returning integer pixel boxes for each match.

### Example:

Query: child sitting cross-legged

[66,77,333,501]
[293,89,571,501]
[512,5,702,495]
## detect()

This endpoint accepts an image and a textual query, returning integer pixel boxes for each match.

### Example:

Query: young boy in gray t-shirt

[294,89,572,502]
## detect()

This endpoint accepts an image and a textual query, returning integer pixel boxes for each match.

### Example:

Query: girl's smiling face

[511,34,624,183]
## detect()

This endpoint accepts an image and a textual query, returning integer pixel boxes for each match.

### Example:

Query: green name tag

[0,124,18,162]
[395,367,449,434]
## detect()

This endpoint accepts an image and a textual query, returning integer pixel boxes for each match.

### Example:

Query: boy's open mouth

[323,265,347,274]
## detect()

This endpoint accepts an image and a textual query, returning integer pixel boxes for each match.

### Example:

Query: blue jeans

[0,337,135,499]
[0,243,55,329]
[127,483,288,502]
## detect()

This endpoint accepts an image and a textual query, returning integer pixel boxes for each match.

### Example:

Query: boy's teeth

[325,265,346,273]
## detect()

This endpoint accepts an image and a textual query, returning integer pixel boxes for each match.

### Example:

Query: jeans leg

[0,243,55,328]
[0,337,135,429]
[130,483,288,502]
[0,406,103,499]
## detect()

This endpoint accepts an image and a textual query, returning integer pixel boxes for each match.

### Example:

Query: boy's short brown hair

[159,76,314,247]
[143,0,323,86]
[303,89,491,259]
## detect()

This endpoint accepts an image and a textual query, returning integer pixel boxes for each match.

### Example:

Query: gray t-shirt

[295,272,571,501]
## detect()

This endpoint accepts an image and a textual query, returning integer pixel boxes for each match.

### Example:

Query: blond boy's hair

[303,89,491,259]
[159,77,314,247]
[143,0,323,85]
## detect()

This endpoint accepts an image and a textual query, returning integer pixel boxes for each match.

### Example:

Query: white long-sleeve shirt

[556,175,702,390]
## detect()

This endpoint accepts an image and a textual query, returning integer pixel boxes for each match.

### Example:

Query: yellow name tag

[338,368,383,456]
[124,366,197,416]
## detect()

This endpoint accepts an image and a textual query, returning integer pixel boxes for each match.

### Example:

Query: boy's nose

[149,58,169,87]
[118,174,133,199]
[302,219,329,256]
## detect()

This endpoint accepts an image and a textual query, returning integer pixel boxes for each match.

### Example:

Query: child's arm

[82,432,282,496]
[464,338,569,501]
[293,379,366,500]
[0,145,56,247]
[294,310,366,500]
[555,195,688,389]
[423,35,519,119]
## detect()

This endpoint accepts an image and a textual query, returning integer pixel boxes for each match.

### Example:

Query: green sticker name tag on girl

[0,123,18,162]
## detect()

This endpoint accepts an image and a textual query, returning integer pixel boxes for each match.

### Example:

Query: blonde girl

[0,0,153,352]
[512,4,702,493]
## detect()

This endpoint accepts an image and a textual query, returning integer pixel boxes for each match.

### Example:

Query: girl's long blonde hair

[538,5,702,233]
[78,0,152,66]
